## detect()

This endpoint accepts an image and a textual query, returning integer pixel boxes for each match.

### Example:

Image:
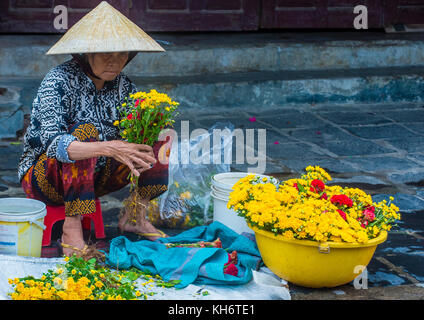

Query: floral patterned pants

[21,122,169,216]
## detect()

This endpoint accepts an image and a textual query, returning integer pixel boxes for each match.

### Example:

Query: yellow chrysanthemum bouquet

[114,89,179,227]
[228,166,401,244]
[114,89,179,149]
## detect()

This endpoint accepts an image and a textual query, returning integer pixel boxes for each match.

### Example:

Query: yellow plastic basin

[250,224,387,288]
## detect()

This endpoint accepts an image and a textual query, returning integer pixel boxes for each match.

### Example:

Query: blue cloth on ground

[105,222,262,288]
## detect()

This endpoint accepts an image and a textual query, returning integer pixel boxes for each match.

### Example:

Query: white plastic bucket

[211,172,273,234]
[0,198,46,257]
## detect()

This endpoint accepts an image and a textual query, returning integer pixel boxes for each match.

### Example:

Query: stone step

[1,32,424,78]
[1,65,424,138]
[133,66,424,108]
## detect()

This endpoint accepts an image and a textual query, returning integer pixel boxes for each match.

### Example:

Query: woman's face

[87,52,129,81]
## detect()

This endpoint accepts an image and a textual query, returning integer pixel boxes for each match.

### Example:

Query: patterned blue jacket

[18,59,137,181]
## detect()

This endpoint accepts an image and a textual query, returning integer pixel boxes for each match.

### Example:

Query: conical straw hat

[46,1,164,55]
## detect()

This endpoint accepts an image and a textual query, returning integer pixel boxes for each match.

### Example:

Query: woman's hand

[104,140,156,177]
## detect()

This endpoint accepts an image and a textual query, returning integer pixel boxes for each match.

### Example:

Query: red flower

[330,194,353,208]
[310,179,325,193]
[363,206,376,221]
[136,111,141,119]
[134,99,140,107]
[224,263,238,276]
[214,239,222,248]
[337,209,347,220]
[293,183,298,191]
[226,251,238,265]
[127,113,133,120]
[320,193,328,200]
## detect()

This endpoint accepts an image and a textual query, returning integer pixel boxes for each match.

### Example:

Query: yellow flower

[113,120,120,126]
[179,191,192,200]
[227,166,400,244]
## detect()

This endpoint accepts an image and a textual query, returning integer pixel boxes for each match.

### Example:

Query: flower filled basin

[227,166,400,288]
[250,223,387,288]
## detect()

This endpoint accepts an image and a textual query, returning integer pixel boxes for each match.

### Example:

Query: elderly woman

[18,2,170,256]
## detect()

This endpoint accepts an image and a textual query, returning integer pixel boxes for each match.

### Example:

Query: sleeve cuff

[56,134,77,163]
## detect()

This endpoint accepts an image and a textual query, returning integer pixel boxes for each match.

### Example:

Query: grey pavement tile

[380,109,424,123]
[394,210,424,235]
[357,102,424,111]
[266,141,325,160]
[342,124,419,140]
[258,111,326,129]
[407,153,424,166]
[367,268,411,287]
[329,175,389,186]
[346,156,421,173]
[385,136,424,153]
[230,161,289,175]
[284,124,358,143]
[366,253,413,287]
[375,233,424,283]
[0,144,23,170]
[0,183,8,192]
[0,174,20,187]
[388,170,424,185]
[315,139,394,157]
[279,157,358,174]
[405,123,424,135]
[317,111,392,126]
[196,117,273,131]
[372,193,424,212]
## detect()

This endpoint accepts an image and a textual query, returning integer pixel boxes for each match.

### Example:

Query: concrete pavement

[0,101,423,299]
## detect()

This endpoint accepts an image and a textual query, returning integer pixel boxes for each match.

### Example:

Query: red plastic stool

[42,199,105,247]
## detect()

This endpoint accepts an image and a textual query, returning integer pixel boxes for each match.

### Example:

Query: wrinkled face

[87,52,129,81]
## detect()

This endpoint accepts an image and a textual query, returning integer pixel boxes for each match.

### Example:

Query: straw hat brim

[46,1,164,55]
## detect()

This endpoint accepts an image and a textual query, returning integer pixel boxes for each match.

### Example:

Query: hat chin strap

[71,52,138,80]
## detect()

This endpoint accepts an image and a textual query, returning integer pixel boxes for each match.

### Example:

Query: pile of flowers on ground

[8,255,180,300]
[228,166,401,244]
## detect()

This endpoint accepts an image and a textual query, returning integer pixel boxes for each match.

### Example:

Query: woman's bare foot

[61,215,86,256]
[118,209,168,241]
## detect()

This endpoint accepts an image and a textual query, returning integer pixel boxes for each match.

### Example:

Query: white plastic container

[0,198,46,257]
[211,172,273,234]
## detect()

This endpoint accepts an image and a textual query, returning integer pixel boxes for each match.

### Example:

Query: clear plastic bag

[146,122,234,229]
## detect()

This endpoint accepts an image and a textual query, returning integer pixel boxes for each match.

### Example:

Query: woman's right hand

[104,140,156,177]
